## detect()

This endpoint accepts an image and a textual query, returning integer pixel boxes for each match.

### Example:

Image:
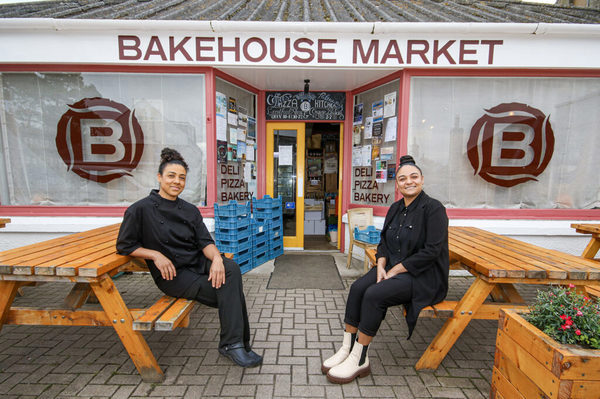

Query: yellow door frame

[266,122,305,249]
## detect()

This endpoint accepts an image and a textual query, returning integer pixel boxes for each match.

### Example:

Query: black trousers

[162,257,250,349]
[344,266,413,337]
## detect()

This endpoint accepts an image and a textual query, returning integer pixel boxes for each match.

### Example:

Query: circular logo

[56,98,144,183]
[467,102,554,188]
[300,101,311,112]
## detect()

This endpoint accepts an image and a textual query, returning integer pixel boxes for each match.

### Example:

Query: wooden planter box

[491,308,600,399]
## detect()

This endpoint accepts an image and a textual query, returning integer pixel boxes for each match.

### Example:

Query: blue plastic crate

[253,195,282,210]
[268,235,283,250]
[215,215,250,229]
[233,247,252,264]
[269,222,283,239]
[269,243,284,259]
[214,201,251,217]
[216,236,252,253]
[239,257,253,274]
[254,211,282,224]
[253,250,269,268]
[251,218,267,234]
[354,226,381,244]
[253,239,268,254]
[215,224,251,241]
[253,229,268,245]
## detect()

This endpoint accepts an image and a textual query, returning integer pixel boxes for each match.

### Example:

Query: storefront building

[0,18,599,255]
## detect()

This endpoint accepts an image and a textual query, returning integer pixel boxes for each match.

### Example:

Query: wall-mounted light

[304,79,310,94]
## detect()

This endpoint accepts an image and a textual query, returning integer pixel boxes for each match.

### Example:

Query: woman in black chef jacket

[322,155,449,384]
[116,148,262,368]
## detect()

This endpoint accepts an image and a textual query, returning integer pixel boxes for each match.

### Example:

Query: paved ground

[0,253,539,398]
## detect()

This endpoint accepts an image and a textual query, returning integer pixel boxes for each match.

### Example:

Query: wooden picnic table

[369,226,600,370]
[0,223,195,382]
[571,223,600,260]
[0,218,10,228]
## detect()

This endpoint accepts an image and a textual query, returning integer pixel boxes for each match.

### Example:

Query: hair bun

[160,147,183,163]
[399,155,416,166]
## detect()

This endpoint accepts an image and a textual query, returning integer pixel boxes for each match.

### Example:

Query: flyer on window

[216,114,227,141]
[229,127,237,144]
[384,117,397,142]
[216,92,227,116]
[384,92,396,118]
[238,140,247,160]
[361,145,372,166]
[352,147,362,166]
[217,140,227,163]
[376,160,387,183]
[380,146,394,161]
[372,100,383,122]
[353,103,363,125]
[238,113,248,128]
[228,143,237,161]
[247,116,256,139]
[364,116,373,139]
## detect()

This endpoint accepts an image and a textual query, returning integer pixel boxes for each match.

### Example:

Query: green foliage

[525,285,600,350]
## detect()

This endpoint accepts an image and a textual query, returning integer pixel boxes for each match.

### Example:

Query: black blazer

[376,191,449,338]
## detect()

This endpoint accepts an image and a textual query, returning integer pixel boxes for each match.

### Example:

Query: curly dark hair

[158,148,189,174]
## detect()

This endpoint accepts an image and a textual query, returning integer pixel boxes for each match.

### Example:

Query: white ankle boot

[326,341,370,384]
[321,332,352,374]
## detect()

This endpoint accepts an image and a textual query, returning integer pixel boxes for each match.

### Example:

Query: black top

[116,189,215,293]
[376,191,449,337]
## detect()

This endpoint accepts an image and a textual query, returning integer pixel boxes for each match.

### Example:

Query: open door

[266,122,305,249]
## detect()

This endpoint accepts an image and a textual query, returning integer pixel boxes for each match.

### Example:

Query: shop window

[215,78,257,204]
[409,76,600,209]
[350,80,399,207]
[0,72,207,206]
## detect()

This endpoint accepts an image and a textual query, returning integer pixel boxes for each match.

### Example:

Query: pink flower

[576,329,582,336]
[560,314,568,320]
[577,311,583,316]
[569,283,575,288]
[565,324,571,329]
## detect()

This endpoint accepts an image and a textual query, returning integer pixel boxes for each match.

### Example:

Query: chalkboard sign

[266,92,345,121]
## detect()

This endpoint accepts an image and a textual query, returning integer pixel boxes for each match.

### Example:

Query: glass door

[266,123,305,249]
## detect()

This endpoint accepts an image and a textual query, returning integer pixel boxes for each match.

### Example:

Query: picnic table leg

[581,237,600,259]
[0,281,20,332]
[415,277,495,370]
[90,277,164,383]
[490,283,524,303]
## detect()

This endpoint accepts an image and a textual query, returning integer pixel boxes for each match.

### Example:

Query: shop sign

[56,97,144,183]
[352,166,391,204]
[219,164,253,202]
[467,102,554,187]
[266,91,345,120]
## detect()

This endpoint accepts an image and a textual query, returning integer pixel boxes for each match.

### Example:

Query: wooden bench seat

[133,295,194,331]
[418,301,528,320]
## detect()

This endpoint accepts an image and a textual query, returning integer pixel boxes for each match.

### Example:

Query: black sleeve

[194,210,215,250]
[375,202,398,261]
[116,206,142,256]
[402,202,448,276]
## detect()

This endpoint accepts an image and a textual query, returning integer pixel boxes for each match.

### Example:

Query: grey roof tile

[0,0,598,23]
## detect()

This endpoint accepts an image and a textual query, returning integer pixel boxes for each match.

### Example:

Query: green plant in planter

[525,284,600,349]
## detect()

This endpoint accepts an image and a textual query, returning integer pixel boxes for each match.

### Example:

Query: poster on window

[384,117,397,142]
[247,116,256,139]
[353,103,363,125]
[217,140,227,163]
[216,92,227,116]
[384,92,396,118]
[238,141,247,160]
[372,100,383,122]
[364,117,373,139]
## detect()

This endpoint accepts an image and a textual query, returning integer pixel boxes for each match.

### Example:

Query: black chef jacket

[375,191,449,337]
[116,189,215,294]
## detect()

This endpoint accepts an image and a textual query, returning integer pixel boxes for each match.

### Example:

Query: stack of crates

[253,195,284,261]
[214,201,253,274]
[250,217,269,269]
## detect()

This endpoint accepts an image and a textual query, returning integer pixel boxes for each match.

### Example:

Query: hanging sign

[266,91,345,120]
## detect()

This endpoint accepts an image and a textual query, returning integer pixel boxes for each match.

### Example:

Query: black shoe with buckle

[219,342,263,367]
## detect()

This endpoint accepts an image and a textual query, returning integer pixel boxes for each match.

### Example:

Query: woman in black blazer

[323,155,449,384]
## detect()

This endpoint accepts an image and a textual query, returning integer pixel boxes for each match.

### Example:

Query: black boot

[219,342,263,367]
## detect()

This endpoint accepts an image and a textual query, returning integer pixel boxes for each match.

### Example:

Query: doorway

[266,122,342,250]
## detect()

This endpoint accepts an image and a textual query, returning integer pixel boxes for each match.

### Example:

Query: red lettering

[144,36,167,61]
[433,40,456,64]
[353,40,378,64]
[459,40,479,64]
[407,40,429,64]
[292,38,314,63]
[195,37,215,61]
[270,37,290,62]
[243,37,267,62]
[220,164,228,174]
[118,35,141,60]
[481,40,503,64]
[218,37,240,62]
[220,178,227,188]
[318,39,337,63]
[380,40,404,64]
[169,36,192,61]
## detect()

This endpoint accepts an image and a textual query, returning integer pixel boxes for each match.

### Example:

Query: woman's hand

[376,265,387,283]
[152,251,177,281]
[208,256,226,289]
[385,263,408,279]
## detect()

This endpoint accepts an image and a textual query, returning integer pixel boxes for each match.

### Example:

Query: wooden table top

[571,223,600,234]
[0,218,10,227]
[449,226,600,281]
[0,223,130,279]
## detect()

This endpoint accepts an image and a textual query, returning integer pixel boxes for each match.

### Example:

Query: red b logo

[56,98,144,183]
[467,102,554,187]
